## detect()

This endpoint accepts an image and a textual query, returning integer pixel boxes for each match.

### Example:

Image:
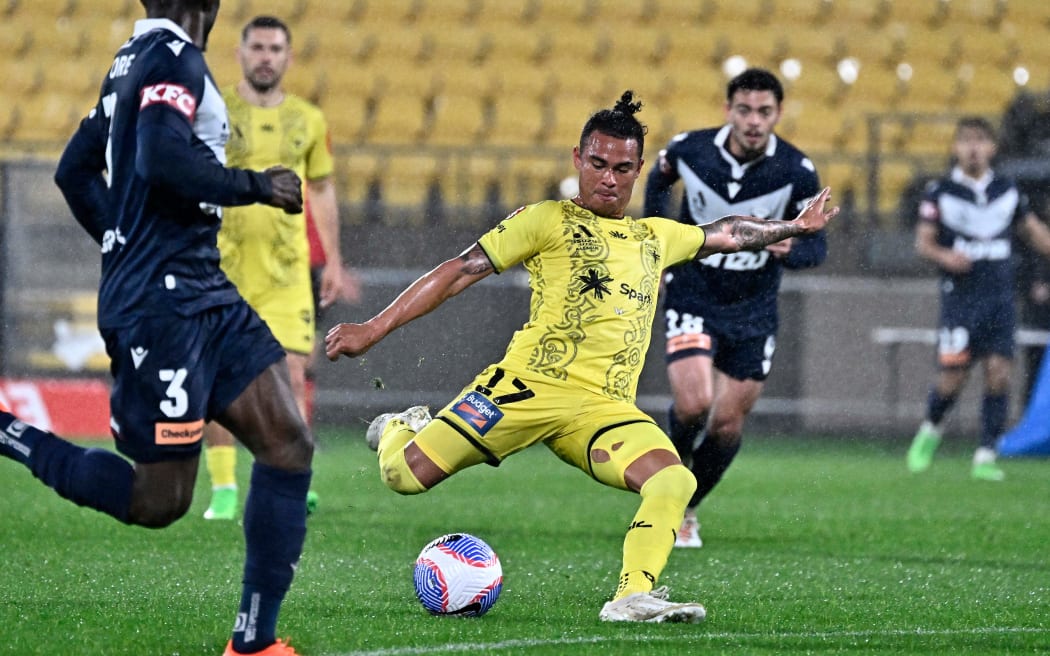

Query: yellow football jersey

[478,199,705,403]
[218,89,333,293]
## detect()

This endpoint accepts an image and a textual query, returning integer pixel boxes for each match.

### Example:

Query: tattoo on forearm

[727,217,800,250]
[459,245,494,275]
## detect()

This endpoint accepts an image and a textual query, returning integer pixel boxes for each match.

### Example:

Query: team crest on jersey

[577,269,614,300]
[451,391,504,436]
[140,83,197,120]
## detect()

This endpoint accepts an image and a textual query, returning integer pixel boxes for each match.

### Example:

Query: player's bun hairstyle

[580,90,648,157]
[727,68,784,104]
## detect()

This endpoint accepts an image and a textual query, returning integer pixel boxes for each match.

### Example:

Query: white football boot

[365,406,432,451]
[675,515,703,548]
[599,586,706,623]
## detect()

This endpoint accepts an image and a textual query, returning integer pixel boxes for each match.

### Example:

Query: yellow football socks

[205,445,238,489]
[615,464,696,599]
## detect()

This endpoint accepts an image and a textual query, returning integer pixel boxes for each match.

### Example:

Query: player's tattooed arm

[695,187,838,259]
[458,242,495,275]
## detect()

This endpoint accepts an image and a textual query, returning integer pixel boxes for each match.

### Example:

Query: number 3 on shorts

[159,368,189,418]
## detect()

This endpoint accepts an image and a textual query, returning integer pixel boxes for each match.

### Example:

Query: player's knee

[707,416,743,446]
[640,463,697,503]
[378,446,430,495]
[674,395,711,422]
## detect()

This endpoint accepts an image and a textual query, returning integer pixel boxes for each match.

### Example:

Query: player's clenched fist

[264,166,303,214]
[325,321,377,360]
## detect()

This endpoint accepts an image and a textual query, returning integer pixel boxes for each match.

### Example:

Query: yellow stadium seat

[483,100,546,147]
[448,153,504,211]
[427,94,488,146]
[319,92,371,145]
[381,152,442,215]
[370,62,443,98]
[9,92,84,144]
[875,158,924,217]
[818,158,864,198]
[361,92,430,145]
[505,152,572,204]
[336,150,384,211]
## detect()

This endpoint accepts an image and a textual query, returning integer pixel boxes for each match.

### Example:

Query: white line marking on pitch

[334,626,1050,656]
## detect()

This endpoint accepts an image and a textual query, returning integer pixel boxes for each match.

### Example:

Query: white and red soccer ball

[413,533,503,616]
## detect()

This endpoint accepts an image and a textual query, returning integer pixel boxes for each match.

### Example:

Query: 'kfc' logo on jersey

[140,83,197,120]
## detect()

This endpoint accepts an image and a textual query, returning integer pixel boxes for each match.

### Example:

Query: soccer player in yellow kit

[326,92,837,622]
[203,15,344,519]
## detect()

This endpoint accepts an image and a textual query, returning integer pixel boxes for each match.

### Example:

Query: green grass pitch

[1,429,1048,655]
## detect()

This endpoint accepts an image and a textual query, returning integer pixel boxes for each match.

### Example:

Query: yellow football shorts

[237,281,315,355]
[414,364,679,491]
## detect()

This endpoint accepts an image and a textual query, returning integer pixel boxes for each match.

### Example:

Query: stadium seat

[380,152,443,217]
[8,63,44,98]
[483,101,546,147]
[504,152,571,206]
[9,92,84,144]
[362,92,431,145]
[0,21,34,59]
[427,94,488,146]
[319,92,371,144]
[818,158,865,199]
[336,150,384,213]
[874,157,923,215]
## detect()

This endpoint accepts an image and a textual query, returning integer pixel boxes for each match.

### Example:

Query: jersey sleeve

[918,180,943,224]
[54,106,111,245]
[650,217,705,266]
[477,203,554,273]
[305,107,334,181]
[135,45,272,207]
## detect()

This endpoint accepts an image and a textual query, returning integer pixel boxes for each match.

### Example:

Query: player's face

[724,89,781,161]
[952,127,997,176]
[572,132,643,219]
[238,27,291,93]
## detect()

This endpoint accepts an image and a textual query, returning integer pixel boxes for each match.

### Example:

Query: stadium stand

[5,0,1050,224]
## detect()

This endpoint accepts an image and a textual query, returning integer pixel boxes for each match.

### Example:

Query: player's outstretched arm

[325,242,494,360]
[696,186,838,259]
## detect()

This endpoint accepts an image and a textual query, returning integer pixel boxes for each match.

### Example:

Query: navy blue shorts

[663,308,776,381]
[937,293,1015,368]
[101,300,285,463]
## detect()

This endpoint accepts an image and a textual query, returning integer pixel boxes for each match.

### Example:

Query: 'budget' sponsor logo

[451,392,503,436]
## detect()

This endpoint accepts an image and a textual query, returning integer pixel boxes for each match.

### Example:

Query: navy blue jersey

[920,167,1030,302]
[644,126,825,337]
[55,19,274,330]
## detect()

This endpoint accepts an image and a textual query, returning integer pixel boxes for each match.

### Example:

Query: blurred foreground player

[326,92,838,622]
[2,1,314,654]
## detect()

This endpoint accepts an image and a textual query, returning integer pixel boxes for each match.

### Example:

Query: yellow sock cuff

[378,445,428,494]
[205,445,238,489]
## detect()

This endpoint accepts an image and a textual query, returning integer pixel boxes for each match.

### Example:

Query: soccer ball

[413,533,503,616]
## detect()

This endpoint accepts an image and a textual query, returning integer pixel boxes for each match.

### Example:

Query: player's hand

[766,238,793,258]
[940,251,973,275]
[325,321,378,360]
[792,187,838,234]
[264,166,304,214]
[319,265,363,309]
